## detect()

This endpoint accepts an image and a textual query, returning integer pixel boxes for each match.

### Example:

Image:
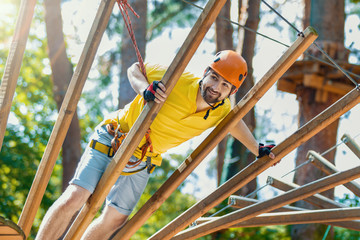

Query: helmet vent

[214,57,220,63]
[239,74,243,81]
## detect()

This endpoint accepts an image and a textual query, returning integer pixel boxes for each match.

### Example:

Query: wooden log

[115,27,318,240]
[17,0,116,236]
[308,150,360,197]
[151,84,360,240]
[172,164,360,239]
[227,195,360,230]
[191,207,360,230]
[63,0,230,239]
[342,133,360,159]
[0,216,25,240]
[268,176,360,231]
[0,0,36,151]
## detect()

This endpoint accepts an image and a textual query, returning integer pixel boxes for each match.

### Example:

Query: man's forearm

[229,119,259,156]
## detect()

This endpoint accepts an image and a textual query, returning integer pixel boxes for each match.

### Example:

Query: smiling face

[200,69,234,104]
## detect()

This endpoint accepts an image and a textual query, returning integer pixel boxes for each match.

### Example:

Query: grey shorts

[69,125,150,215]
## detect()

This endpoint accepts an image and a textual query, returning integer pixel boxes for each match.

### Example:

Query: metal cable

[261,0,359,86]
[181,0,360,81]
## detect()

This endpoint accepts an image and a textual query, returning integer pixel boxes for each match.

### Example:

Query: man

[36,50,275,239]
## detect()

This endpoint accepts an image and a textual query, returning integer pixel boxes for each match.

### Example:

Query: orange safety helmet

[209,50,248,90]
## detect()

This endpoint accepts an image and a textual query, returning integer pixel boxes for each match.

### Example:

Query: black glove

[257,143,275,158]
[143,81,160,102]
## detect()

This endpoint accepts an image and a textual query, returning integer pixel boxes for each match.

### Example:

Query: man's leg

[81,205,128,240]
[35,184,91,240]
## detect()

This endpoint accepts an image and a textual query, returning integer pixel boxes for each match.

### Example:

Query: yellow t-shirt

[104,64,231,166]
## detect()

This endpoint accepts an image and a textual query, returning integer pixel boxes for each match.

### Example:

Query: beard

[201,86,221,104]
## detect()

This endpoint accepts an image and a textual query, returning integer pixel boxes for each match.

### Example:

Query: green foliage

[0,2,61,238]
[147,0,204,40]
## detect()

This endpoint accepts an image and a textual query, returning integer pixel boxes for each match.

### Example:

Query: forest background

[1,0,360,239]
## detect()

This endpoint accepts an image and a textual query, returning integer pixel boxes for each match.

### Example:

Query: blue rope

[322,225,332,240]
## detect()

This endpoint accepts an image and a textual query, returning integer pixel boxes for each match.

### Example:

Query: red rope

[116,0,147,79]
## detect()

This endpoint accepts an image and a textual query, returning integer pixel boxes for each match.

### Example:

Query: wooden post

[150,85,360,240]
[17,0,116,236]
[0,0,37,151]
[63,0,230,239]
[342,133,360,159]
[268,176,360,231]
[308,150,360,197]
[227,195,360,230]
[115,27,318,240]
[172,164,360,239]
[191,208,360,231]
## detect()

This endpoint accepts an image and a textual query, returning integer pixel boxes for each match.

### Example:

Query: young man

[36,50,275,239]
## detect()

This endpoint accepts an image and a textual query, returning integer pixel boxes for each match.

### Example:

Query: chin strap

[199,80,226,120]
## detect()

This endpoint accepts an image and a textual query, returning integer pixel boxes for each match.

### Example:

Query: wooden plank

[277,78,297,94]
[303,74,324,88]
[227,195,360,230]
[17,0,116,236]
[308,150,360,197]
[0,216,25,240]
[148,26,318,240]
[63,0,230,239]
[0,226,19,235]
[191,207,360,230]
[172,164,360,239]
[342,133,360,159]
[268,176,360,231]
[150,83,360,239]
[0,0,37,151]
[0,236,23,240]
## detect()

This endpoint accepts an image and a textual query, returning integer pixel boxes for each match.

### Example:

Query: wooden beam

[63,0,230,239]
[308,150,360,197]
[268,176,360,231]
[229,195,304,212]
[17,0,116,236]
[151,84,360,239]
[191,207,360,230]
[172,164,360,239]
[112,27,319,240]
[342,133,360,159]
[0,0,37,151]
[226,195,360,230]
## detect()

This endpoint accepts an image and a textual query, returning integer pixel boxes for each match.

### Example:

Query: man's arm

[127,62,167,103]
[229,119,275,159]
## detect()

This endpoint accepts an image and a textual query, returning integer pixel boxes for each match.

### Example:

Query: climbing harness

[89,123,155,175]
[94,1,155,175]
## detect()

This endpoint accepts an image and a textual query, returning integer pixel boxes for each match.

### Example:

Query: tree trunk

[44,0,82,192]
[291,1,345,239]
[118,0,147,109]
[223,0,259,198]
[214,0,233,187]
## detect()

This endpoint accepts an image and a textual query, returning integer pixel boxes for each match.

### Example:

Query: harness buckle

[146,156,155,174]
[108,146,115,157]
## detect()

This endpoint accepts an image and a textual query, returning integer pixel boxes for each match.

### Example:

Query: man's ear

[230,88,238,95]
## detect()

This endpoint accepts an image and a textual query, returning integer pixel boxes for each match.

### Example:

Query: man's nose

[212,82,221,91]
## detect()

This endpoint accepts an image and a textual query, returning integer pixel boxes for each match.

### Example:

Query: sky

[3,0,360,202]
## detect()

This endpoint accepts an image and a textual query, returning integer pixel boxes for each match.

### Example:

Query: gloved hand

[257,143,275,158]
[143,81,161,102]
